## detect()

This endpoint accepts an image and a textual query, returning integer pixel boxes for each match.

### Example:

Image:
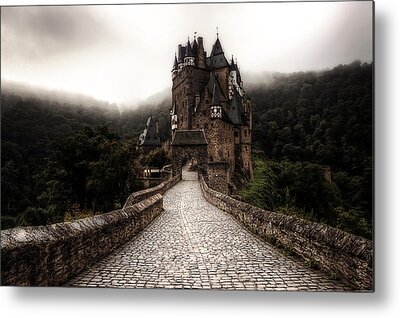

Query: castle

[170,33,253,193]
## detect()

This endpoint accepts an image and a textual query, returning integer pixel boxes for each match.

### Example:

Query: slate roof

[171,130,208,146]
[206,73,226,101]
[211,38,224,56]
[178,45,186,63]
[210,38,229,69]
[138,116,161,146]
[192,39,198,56]
[228,93,244,125]
[211,81,222,106]
[185,39,193,57]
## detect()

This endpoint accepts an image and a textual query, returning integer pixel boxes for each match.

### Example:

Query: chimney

[197,37,206,69]
[178,44,183,62]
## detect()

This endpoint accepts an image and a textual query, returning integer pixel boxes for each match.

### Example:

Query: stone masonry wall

[123,175,180,208]
[1,176,181,286]
[199,175,373,290]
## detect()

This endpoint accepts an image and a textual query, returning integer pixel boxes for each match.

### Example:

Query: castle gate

[171,130,208,178]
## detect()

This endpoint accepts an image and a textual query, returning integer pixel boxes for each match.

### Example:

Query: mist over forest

[1,61,372,238]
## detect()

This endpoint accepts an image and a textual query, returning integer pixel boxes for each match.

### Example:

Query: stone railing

[199,175,373,290]
[123,175,180,209]
[0,176,182,286]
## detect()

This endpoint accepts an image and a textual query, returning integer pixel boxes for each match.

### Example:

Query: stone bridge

[2,166,372,291]
[65,168,352,290]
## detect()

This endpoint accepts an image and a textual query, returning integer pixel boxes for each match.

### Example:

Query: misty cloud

[1,2,373,105]
[1,6,114,60]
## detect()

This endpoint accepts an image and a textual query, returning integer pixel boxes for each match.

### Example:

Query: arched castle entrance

[171,130,208,179]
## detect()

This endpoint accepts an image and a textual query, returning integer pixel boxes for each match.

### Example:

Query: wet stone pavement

[66,169,352,291]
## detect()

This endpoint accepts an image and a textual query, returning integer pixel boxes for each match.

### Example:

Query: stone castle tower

[170,33,253,192]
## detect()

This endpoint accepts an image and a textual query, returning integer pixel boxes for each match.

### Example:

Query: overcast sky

[1,1,373,105]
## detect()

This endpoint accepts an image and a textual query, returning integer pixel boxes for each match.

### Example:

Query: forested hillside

[243,61,373,238]
[1,60,373,238]
[1,91,171,228]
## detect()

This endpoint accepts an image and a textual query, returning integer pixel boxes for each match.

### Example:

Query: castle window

[234,131,239,137]
[204,123,208,129]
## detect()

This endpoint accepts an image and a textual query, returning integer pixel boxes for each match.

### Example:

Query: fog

[1,1,373,106]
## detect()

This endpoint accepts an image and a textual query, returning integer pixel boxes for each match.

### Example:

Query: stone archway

[171,130,208,179]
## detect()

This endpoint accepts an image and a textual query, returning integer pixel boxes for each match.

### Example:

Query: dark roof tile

[171,130,208,146]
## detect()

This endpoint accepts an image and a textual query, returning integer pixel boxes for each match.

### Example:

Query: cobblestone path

[66,169,352,291]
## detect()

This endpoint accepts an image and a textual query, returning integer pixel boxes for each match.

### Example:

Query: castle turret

[184,38,195,66]
[210,36,229,69]
[210,81,222,119]
[177,44,184,71]
[172,53,178,79]
[192,36,198,61]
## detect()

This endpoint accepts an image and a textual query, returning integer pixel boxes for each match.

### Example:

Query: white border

[1,0,399,317]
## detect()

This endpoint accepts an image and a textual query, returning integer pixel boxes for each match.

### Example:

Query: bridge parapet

[1,189,169,286]
[123,175,180,208]
[199,175,373,290]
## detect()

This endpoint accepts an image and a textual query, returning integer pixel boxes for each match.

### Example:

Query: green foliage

[1,90,172,228]
[1,216,17,229]
[142,147,171,169]
[240,156,372,239]
[63,203,97,222]
[239,157,280,210]
[329,272,340,281]
[304,258,319,269]
[334,207,372,239]
[36,126,143,222]
[244,61,372,239]
[252,62,372,168]
[1,112,143,227]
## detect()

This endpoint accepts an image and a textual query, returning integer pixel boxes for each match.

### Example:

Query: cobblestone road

[66,169,352,291]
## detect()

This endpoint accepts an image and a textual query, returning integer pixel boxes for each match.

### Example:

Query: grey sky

[1,1,373,105]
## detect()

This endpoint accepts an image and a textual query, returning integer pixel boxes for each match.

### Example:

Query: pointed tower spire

[192,33,198,57]
[173,53,178,70]
[211,80,222,106]
[185,37,193,57]
[211,33,224,57]
[184,36,195,66]
[210,79,223,119]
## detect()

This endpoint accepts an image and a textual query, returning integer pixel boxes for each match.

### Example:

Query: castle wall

[206,162,230,194]
[199,175,373,290]
[206,120,235,169]
[240,124,253,178]
[172,66,209,130]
